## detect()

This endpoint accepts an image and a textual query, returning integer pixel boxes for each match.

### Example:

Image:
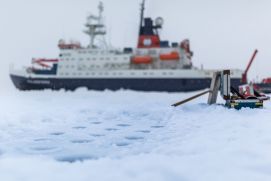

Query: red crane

[242,49,258,83]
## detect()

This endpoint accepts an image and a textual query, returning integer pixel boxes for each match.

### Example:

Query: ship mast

[84,2,106,48]
[139,0,145,36]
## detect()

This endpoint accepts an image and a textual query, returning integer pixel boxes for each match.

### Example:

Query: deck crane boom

[242,49,258,83]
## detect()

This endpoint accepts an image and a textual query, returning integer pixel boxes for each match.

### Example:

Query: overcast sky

[1,0,271,91]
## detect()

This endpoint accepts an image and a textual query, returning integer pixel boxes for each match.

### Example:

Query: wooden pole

[172,90,211,107]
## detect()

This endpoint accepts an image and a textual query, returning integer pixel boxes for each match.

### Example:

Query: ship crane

[242,49,258,83]
[84,1,107,48]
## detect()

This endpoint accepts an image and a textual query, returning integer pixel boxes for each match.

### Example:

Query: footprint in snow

[71,139,92,144]
[115,142,130,147]
[116,124,131,127]
[72,126,87,129]
[31,146,57,151]
[151,125,164,129]
[125,136,144,140]
[34,138,51,142]
[136,130,151,133]
[58,155,95,163]
[90,134,105,137]
[50,132,65,136]
[91,121,102,125]
[105,128,118,131]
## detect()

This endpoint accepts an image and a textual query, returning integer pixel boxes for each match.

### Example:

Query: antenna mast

[84,1,106,48]
[139,0,145,35]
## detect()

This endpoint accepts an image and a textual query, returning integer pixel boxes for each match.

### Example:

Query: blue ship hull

[10,74,243,92]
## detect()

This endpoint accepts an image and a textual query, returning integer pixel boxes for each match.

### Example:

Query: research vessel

[10,1,245,92]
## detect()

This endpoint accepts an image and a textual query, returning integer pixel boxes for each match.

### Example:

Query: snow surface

[1,89,271,181]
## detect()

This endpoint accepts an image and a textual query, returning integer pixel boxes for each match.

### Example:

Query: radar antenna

[84,2,107,48]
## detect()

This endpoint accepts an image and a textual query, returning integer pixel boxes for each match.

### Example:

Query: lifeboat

[132,56,153,64]
[159,51,180,61]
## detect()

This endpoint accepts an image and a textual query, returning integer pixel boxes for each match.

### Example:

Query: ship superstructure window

[62,53,71,57]
[78,51,86,54]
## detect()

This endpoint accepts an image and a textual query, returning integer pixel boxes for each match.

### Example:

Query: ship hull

[10,74,243,92]
[254,83,271,94]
